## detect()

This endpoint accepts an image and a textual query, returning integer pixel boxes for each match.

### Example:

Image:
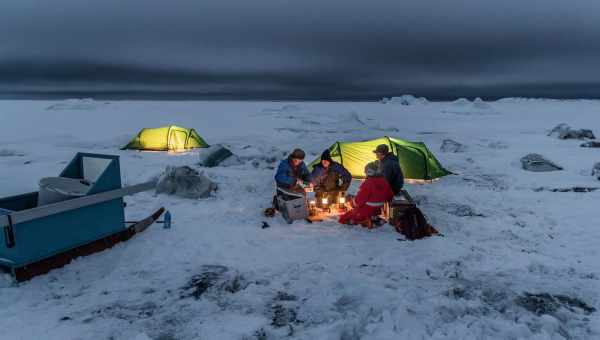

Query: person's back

[381,153,404,195]
[355,176,394,207]
[338,162,393,226]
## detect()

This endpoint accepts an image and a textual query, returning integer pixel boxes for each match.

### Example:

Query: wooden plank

[0,180,156,228]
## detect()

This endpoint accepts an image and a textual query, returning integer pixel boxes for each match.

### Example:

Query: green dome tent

[122,125,209,152]
[309,136,451,183]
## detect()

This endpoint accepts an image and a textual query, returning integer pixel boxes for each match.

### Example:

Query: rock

[198,144,242,167]
[274,291,297,301]
[534,187,599,193]
[156,166,217,199]
[271,304,297,328]
[581,141,600,148]
[593,162,600,180]
[520,154,563,172]
[548,123,596,140]
[515,292,596,316]
[440,139,466,153]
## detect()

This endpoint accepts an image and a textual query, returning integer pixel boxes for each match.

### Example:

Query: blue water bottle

[163,210,172,229]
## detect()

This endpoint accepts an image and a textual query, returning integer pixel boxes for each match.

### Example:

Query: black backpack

[394,206,439,240]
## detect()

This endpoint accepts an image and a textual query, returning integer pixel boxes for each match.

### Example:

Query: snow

[0,98,599,339]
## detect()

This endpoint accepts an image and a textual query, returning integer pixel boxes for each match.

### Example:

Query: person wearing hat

[274,148,312,199]
[310,149,352,205]
[373,144,404,195]
[338,161,393,227]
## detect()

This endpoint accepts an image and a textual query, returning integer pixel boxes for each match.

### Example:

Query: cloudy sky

[1,0,599,99]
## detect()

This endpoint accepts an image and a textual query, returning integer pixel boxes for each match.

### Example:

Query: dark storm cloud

[1,0,600,99]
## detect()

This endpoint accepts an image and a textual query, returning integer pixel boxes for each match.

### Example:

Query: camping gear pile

[0,153,163,281]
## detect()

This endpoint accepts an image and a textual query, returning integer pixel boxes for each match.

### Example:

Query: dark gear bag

[393,206,439,240]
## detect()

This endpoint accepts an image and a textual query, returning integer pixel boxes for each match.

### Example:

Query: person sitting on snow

[310,149,352,205]
[274,148,312,202]
[373,144,404,195]
[338,161,393,228]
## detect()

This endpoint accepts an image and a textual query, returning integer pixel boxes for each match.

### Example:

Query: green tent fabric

[122,125,209,151]
[309,136,451,183]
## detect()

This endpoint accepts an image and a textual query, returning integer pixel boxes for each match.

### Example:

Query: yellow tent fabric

[122,125,209,151]
[309,136,451,182]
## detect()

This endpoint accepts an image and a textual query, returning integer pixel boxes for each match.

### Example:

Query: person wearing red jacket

[339,161,394,227]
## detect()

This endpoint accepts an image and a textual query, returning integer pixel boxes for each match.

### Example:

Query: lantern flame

[322,198,328,205]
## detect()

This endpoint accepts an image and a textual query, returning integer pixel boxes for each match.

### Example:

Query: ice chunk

[381,95,428,105]
[444,98,497,115]
[593,162,600,180]
[581,141,600,148]
[0,149,25,157]
[156,166,217,199]
[520,154,563,172]
[440,139,466,153]
[452,98,471,106]
[472,97,492,110]
[548,123,595,140]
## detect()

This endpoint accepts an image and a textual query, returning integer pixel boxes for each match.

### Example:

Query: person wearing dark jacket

[374,144,404,195]
[310,150,352,204]
[274,148,311,199]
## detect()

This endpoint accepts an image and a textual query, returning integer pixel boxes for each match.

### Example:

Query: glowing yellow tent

[122,125,209,152]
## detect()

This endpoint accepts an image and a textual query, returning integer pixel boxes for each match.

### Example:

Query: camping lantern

[308,199,317,216]
[321,197,330,213]
[338,195,347,212]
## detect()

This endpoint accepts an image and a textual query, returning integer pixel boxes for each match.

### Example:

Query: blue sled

[0,153,161,282]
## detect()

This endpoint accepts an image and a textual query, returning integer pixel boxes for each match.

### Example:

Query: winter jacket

[275,158,311,189]
[380,153,404,194]
[310,162,352,192]
[339,176,394,224]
